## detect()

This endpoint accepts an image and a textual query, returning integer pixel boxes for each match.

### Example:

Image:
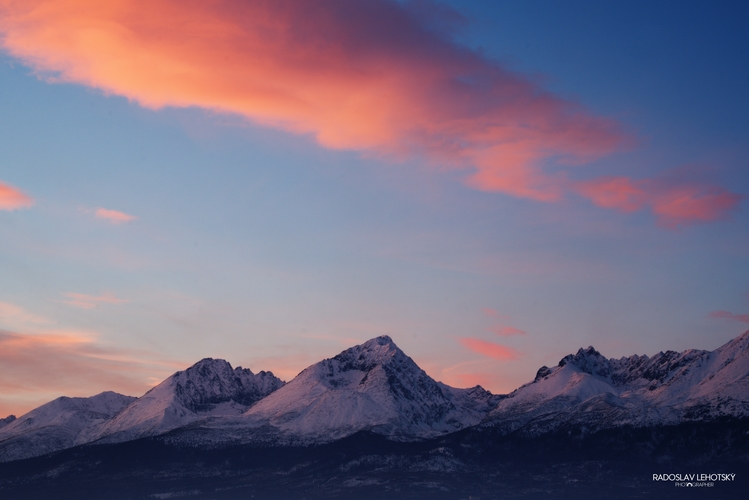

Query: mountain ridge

[1,331,747,463]
[482,330,749,434]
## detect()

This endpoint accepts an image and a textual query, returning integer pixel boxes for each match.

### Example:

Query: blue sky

[0,0,747,416]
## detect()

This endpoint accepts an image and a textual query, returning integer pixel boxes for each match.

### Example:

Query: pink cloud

[459,337,520,361]
[575,170,743,228]
[709,310,749,324]
[94,208,137,224]
[488,325,527,336]
[452,372,492,388]
[0,181,34,210]
[0,1,739,226]
[481,308,509,319]
[59,291,129,310]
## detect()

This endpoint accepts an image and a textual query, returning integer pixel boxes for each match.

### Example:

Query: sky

[0,0,747,417]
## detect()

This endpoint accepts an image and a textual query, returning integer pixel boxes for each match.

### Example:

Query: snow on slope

[484,330,749,434]
[95,358,284,443]
[207,336,503,444]
[0,391,136,462]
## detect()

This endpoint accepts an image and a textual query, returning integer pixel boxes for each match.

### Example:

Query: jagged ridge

[484,330,749,434]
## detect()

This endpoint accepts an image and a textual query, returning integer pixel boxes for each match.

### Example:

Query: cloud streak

[0,0,740,225]
[59,291,129,310]
[95,207,137,224]
[488,325,527,336]
[709,310,749,324]
[0,301,52,328]
[0,328,183,416]
[459,337,520,360]
[0,300,183,416]
[0,181,34,210]
[576,174,743,228]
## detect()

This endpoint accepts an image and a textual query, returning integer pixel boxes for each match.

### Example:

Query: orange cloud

[709,310,749,324]
[59,291,129,309]
[0,329,183,417]
[94,207,137,224]
[459,337,520,360]
[0,181,34,210]
[488,325,527,336]
[0,0,739,226]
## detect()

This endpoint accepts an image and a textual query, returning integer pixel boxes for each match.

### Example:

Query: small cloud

[95,208,137,224]
[488,325,527,336]
[708,310,749,324]
[59,292,129,310]
[481,308,510,319]
[459,337,520,361]
[0,181,34,210]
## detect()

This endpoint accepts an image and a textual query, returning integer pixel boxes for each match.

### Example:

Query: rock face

[227,336,503,443]
[94,358,285,443]
[483,331,749,434]
[0,416,15,430]
[0,392,136,462]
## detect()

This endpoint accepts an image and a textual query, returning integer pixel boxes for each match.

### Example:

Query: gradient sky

[1,0,748,417]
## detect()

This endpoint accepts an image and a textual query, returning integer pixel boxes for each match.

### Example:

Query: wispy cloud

[488,325,527,336]
[94,207,137,224]
[481,310,526,336]
[0,0,739,226]
[0,300,185,417]
[0,180,34,210]
[0,301,52,328]
[0,328,184,417]
[58,291,129,310]
[459,337,520,360]
[709,310,749,324]
[481,308,509,320]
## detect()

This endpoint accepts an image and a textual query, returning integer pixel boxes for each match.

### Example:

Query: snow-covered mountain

[196,336,504,445]
[94,358,284,443]
[483,330,749,434]
[1,332,747,463]
[0,391,136,462]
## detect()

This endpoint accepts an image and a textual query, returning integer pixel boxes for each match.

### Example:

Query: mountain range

[1,331,747,463]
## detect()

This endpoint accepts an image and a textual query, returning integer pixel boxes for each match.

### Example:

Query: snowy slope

[484,330,749,434]
[203,336,503,444]
[95,358,284,443]
[0,392,136,462]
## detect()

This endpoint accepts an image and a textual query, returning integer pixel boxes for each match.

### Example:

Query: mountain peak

[329,335,405,373]
[93,358,284,444]
[366,335,395,345]
[558,345,611,378]
[180,357,238,377]
[0,415,16,430]
[238,335,494,442]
